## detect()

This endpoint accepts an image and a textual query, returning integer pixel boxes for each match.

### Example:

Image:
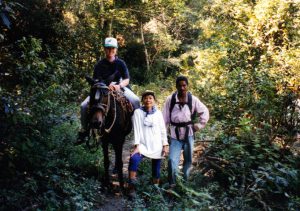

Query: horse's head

[86,76,110,134]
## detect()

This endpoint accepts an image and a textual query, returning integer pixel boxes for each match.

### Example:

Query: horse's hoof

[112,167,118,175]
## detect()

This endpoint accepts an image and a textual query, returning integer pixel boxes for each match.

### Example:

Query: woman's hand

[162,145,168,157]
[130,145,140,157]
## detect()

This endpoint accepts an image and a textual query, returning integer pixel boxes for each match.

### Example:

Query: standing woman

[128,90,168,194]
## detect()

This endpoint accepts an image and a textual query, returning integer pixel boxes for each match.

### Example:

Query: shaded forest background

[0,0,299,210]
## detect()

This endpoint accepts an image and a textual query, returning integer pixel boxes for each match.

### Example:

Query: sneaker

[152,178,160,186]
[74,130,88,146]
[166,184,176,192]
[127,184,137,199]
[127,179,137,199]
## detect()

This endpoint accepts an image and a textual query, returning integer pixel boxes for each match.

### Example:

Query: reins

[104,91,117,133]
[86,89,117,152]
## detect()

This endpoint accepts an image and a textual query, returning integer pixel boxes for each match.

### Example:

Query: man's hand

[193,123,202,132]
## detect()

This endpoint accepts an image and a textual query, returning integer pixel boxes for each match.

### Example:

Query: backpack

[169,91,193,117]
[169,92,196,140]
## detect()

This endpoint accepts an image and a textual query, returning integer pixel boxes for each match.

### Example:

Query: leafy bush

[0,35,104,209]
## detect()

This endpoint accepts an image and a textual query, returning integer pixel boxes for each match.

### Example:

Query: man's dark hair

[176,75,189,86]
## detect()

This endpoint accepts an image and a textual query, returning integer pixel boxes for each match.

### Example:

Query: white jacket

[132,108,168,159]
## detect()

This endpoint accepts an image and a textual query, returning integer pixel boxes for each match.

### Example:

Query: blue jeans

[168,136,194,185]
[128,153,162,179]
[123,87,140,110]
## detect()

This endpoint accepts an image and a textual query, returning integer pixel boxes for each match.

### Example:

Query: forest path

[95,135,207,210]
[95,135,134,210]
[95,195,128,211]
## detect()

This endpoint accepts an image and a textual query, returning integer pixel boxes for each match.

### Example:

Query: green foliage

[128,0,300,209]
[0,93,105,209]
[127,158,214,210]
[1,0,300,210]
[0,34,100,210]
[198,117,299,209]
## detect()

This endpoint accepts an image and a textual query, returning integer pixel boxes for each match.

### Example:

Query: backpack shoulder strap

[188,92,198,121]
[170,92,192,114]
[187,92,192,113]
[169,92,177,120]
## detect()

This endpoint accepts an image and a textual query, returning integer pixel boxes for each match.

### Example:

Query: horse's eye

[95,90,100,100]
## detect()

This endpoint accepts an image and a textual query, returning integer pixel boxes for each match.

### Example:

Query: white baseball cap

[104,37,118,48]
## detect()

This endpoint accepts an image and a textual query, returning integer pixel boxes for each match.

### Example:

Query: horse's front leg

[113,142,124,189]
[102,141,110,186]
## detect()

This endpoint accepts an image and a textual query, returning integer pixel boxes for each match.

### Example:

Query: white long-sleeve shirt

[132,108,168,159]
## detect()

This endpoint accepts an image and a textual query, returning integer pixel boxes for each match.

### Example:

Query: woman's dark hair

[176,75,189,86]
[141,90,156,101]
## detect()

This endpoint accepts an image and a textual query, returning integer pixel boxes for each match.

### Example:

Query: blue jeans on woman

[128,153,162,179]
[168,136,194,185]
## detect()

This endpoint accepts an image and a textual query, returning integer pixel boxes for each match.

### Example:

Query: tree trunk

[107,0,114,37]
[140,22,150,72]
[99,0,104,29]
[107,19,113,37]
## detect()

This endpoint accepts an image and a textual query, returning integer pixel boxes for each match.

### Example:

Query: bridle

[91,82,117,135]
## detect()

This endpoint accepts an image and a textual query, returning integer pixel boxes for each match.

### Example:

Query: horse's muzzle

[91,120,102,129]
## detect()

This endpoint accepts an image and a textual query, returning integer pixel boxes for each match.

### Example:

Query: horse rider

[75,37,140,145]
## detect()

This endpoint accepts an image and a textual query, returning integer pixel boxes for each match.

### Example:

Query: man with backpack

[162,76,209,186]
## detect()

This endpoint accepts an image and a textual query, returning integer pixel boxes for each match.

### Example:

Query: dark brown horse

[86,76,132,189]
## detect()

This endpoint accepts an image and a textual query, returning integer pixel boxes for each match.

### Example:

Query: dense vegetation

[1,0,299,210]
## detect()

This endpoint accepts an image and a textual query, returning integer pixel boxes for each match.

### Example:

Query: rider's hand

[109,84,121,91]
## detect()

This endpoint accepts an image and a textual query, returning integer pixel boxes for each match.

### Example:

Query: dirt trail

[96,195,128,211]
[95,136,134,211]
[109,134,133,178]
[121,136,134,175]
[96,136,207,210]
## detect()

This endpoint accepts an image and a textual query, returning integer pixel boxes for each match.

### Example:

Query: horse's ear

[85,75,96,85]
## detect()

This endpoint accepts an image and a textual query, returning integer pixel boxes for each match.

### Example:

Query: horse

[85,76,132,189]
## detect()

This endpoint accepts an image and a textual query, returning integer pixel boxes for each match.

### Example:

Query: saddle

[111,90,134,115]
[111,90,133,135]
